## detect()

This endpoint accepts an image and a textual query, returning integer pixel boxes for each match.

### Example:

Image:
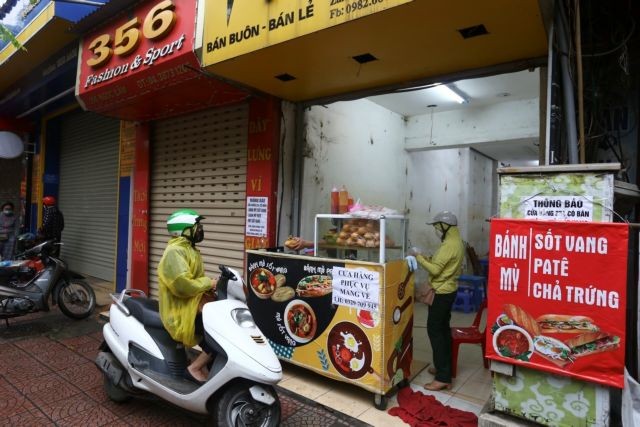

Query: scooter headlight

[231,308,256,328]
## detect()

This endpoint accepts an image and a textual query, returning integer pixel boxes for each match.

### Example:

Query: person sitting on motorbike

[158,209,217,384]
[38,196,64,257]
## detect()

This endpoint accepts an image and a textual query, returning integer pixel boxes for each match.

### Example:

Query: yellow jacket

[158,237,212,347]
[416,226,464,294]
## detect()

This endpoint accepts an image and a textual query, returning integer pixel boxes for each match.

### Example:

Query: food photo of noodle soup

[249,268,277,299]
[284,300,317,343]
[492,325,533,362]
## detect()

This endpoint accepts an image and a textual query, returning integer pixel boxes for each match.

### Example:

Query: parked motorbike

[0,238,96,322]
[96,265,282,426]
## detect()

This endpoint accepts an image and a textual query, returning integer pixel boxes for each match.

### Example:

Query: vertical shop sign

[245,97,280,249]
[116,122,136,291]
[130,123,150,293]
[485,218,628,388]
[119,121,136,177]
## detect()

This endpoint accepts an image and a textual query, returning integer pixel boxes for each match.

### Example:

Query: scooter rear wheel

[58,279,96,319]
[212,382,280,427]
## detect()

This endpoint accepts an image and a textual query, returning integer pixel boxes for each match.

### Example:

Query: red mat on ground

[388,387,478,427]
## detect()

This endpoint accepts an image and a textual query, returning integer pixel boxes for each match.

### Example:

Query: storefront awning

[0,0,99,99]
[200,0,549,102]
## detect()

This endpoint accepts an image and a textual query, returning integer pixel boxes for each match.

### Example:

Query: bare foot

[187,366,207,382]
[424,380,452,391]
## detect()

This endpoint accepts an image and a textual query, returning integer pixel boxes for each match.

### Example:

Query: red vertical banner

[485,218,628,388]
[130,123,150,293]
[245,97,281,250]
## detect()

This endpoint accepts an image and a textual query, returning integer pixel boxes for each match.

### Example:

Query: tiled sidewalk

[0,310,370,426]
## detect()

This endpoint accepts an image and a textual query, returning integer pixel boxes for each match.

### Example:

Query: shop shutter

[148,104,248,298]
[58,110,119,280]
[0,157,23,216]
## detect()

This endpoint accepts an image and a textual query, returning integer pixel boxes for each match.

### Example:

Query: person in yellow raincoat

[158,209,216,384]
[406,210,464,391]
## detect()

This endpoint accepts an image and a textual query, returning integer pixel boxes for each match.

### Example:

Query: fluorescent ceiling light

[433,84,469,104]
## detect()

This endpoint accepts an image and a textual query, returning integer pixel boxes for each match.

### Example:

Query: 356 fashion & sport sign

[485,218,628,388]
[76,0,198,112]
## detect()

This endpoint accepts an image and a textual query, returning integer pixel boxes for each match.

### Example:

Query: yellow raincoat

[158,237,213,347]
[416,226,464,294]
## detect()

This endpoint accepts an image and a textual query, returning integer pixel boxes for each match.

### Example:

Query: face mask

[193,224,204,243]
[184,223,204,244]
[434,224,448,241]
[3,210,13,216]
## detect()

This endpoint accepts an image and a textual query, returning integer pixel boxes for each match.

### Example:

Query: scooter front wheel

[58,279,96,319]
[212,382,281,427]
[103,374,131,403]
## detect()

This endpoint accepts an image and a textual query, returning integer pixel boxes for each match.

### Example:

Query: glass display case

[313,214,408,263]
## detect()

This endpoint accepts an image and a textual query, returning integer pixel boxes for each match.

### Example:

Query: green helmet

[167,209,203,237]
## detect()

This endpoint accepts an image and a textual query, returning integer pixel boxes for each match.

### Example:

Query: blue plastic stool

[458,275,486,311]
[452,285,475,313]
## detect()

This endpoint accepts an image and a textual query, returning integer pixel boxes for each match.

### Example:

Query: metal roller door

[59,110,119,280]
[148,104,248,298]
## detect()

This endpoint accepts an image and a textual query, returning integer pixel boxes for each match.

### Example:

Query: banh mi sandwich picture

[533,335,574,368]
[503,304,542,337]
[536,314,599,334]
[566,331,620,358]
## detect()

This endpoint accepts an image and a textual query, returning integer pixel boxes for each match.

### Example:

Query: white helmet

[427,211,458,226]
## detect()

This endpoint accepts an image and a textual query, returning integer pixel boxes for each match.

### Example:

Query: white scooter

[96,265,282,426]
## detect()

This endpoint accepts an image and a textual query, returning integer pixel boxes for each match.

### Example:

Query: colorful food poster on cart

[485,218,628,388]
[245,251,413,394]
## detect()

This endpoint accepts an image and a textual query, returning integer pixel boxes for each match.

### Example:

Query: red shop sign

[76,0,199,114]
[485,218,628,388]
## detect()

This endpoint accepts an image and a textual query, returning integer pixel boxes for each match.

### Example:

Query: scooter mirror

[217,265,229,300]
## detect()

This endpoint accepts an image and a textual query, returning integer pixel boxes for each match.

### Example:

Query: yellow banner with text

[201,0,413,65]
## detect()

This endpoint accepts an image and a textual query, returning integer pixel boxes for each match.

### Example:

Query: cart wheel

[397,378,410,389]
[374,393,388,410]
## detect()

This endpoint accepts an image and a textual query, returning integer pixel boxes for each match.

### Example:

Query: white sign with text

[245,197,268,237]
[521,196,594,221]
[331,267,380,311]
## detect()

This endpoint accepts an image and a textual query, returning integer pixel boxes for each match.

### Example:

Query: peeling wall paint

[300,99,407,240]
[300,99,500,271]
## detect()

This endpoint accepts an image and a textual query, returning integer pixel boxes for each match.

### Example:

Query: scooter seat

[124,297,164,329]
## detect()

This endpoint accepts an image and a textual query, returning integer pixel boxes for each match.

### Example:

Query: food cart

[245,214,412,409]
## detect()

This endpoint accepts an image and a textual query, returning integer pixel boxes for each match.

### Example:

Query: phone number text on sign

[331,267,380,311]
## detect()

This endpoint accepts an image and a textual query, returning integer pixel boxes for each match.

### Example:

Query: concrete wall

[404,99,539,152]
[298,98,517,270]
[405,148,494,265]
[299,99,408,239]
